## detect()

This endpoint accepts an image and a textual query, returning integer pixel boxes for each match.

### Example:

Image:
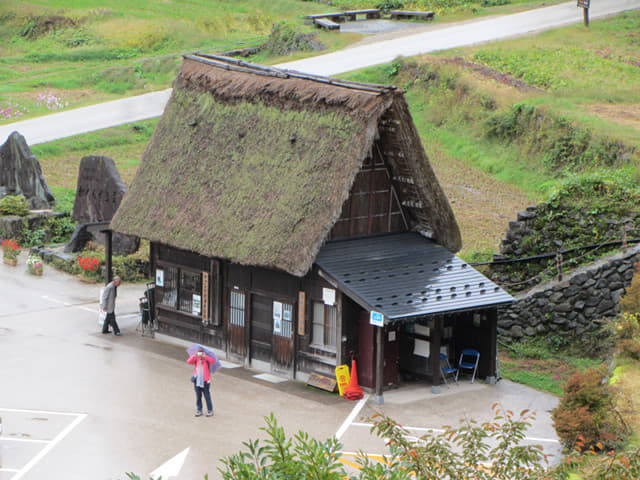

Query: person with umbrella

[187,345,219,417]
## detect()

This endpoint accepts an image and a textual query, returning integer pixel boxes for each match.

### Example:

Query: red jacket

[187,354,216,383]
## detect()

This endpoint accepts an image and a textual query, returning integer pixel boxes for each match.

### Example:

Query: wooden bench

[390,10,435,21]
[343,9,382,20]
[305,12,349,23]
[313,17,340,30]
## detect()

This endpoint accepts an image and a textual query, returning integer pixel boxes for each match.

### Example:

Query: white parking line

[0,408,87,480]
[335,394,369,440]
[41,295,71,307]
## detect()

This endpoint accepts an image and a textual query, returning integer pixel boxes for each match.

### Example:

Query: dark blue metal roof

[315,232,513,322]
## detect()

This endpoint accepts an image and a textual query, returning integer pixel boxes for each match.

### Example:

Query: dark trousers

[194,382,213,413]
[102,312,121,334]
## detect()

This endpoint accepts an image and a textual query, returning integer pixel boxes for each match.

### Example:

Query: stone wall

[0,211,65,241]
[498,244,640,342]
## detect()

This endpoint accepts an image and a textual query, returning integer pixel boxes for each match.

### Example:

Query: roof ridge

[184,53,396,95]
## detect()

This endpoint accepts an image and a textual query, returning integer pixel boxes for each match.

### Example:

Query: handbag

[190,375,196,383]
[98,308,106,326]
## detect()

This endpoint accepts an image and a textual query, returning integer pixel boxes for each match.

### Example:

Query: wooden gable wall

[329,140,407,239]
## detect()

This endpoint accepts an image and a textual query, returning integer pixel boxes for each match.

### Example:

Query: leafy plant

[0,195,30,216]
[77,256,100,279]
[552,365,627,452]
[26,253,44,275]
[1,238,21,260]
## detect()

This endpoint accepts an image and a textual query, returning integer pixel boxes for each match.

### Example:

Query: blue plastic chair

[455,348,480,383]
[440,353,458,387]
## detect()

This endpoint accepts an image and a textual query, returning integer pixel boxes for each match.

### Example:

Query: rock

[0,215,24,238]
[510,325,523,338]
[69,155,139,255]
[0,131,55,209]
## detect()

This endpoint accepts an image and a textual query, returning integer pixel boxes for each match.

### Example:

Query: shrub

[620,262,640,315]
[263,21,322,56]
[375,0,404,13]
[0,195,29,216]
[614,313,640,361]
[552,365,627,451]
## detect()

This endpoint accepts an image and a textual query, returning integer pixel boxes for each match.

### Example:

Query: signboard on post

[576,0,589,7]
[370,310,384,327]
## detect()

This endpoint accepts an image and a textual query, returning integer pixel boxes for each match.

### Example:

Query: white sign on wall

[192,294,201,315]
[273,301,283,334]
[322,288,335,306]
[155,269,164,287]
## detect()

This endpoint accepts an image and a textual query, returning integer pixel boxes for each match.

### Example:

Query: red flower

[78,256,100,273]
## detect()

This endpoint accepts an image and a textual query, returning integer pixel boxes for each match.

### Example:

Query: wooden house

[111,54,512,396]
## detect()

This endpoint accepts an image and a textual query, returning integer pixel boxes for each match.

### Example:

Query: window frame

[310,301,337,351]
[156,261,206,320]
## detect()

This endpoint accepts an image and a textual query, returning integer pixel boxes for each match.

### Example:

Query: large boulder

[0,131,55,209]
[68,155,139,255]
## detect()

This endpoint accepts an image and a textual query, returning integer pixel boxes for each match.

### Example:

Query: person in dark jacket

[101,276,122,335]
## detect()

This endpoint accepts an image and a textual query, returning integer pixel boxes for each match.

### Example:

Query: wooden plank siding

[329,147,407,239]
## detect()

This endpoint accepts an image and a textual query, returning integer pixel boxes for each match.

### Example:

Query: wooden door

[228,290,246,360]
[250,294,272,364]
[272,302,294,377]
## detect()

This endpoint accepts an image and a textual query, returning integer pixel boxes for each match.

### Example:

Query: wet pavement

[0,251,560,479]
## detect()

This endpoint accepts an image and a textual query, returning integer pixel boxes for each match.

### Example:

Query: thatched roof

[111,54,460,277]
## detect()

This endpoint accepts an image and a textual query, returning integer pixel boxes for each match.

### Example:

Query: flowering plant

[1,238,22,260]
[78,256,100,279]
[27,254,44,275]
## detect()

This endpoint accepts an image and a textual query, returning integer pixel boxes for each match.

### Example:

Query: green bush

[0,195,30,216]
[375,0,404,13]
[263,21,321,56]
[552,365,627,452]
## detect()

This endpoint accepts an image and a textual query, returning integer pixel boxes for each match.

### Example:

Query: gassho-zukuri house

[111,54,513,397]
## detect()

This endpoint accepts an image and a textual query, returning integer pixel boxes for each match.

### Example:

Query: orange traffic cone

[343,358,364,401]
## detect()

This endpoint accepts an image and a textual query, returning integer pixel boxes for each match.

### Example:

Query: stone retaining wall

[0,211,64,240]
[499,244,640,342]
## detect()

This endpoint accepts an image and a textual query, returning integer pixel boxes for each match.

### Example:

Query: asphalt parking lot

[0,253,560,479]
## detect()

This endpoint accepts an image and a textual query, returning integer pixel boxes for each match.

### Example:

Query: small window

[159,266,178,308]
[312,301,337,350]
[230,291,245,327]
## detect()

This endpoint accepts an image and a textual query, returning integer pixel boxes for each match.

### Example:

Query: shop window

[230,290,245,327]
[312,301,337,349]
[156,264,204,318]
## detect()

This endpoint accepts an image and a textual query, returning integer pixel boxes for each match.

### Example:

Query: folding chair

[440,353,458,387]
[455,348,480,383]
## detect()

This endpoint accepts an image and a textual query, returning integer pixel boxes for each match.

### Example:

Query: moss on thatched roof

[112,55,460,276]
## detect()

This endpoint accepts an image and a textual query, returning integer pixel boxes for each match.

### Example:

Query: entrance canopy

[315,232,512,322]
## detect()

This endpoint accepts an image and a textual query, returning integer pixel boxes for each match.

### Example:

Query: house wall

[151,243,349,380]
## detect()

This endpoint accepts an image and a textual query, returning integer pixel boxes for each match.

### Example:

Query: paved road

[0,254,560,479]
[0,0,638,147]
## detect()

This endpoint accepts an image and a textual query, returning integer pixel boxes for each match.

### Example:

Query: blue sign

[370,311,384,327]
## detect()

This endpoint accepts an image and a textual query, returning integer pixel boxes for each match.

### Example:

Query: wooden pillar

[583,7,589,27]
[430,316,442,394]
[104,229,113,284]
[374,326,384,404]
[487,309,498,385]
